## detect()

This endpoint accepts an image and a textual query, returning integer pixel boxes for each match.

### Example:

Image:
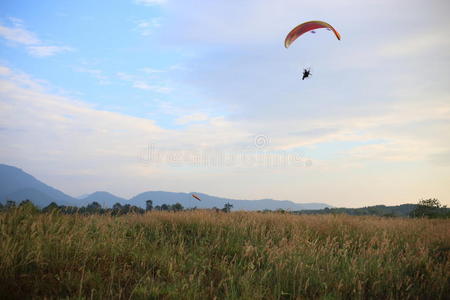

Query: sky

[0,0,449,207]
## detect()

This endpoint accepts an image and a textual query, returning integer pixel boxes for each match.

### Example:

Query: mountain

[80,191,127,208]
[0,164,76,207]
[0,163,332,210]
[129,191,331,211]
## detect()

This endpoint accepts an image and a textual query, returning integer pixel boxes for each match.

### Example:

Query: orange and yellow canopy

[285,20,341,48]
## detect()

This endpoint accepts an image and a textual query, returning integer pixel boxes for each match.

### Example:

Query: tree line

[0,199,235,215]
[293,198,449,219]
[1,198,447,218]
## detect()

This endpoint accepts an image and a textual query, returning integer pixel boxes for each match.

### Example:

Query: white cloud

[175,113,209,125]
[141,67,164,73]
[74,67,110,85]
[0,18,72,57]
[261,95,450,165]
[116,72,133,81]
[0,65,250,171]
[134,18,161,36]
[379,32,450,58]
[0,18,40,45]
[0,65,11,76]
[132,81,171,93]
[27,45,73,57]
[117,71,171,93]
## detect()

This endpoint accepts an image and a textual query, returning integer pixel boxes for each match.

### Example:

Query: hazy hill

[80,191,127,208]
[0,164,75,206]
[5,188,59,208]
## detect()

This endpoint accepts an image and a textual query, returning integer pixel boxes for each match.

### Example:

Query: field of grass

[1,208,449,299]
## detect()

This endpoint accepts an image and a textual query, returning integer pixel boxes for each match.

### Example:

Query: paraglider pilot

[302,68,311,80]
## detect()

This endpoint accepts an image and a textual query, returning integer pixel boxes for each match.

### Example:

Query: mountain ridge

[0,164,75,207]
[0,163,332,210]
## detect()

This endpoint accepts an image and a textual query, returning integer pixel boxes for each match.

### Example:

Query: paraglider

[284,20,341,79]
[192,194,201,201]
[302,68,311,80]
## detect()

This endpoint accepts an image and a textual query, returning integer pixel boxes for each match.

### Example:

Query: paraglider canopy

[285,20,341,48]
[192,194,201,201]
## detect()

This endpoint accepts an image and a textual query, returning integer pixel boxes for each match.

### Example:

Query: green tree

[146,200,153,212]
[172,203,183,212]
[43,202,60,213]
[129,205,144,214]
[19,199,39,214]
[112,203,123,215]
[222,202,233,213]
[86,201,102,214]
[410,198,447,218]
[6,200,16,209]
[19,199,33,207]
[122,204,131,214]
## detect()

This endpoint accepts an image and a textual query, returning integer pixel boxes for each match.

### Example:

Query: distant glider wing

[192,194,201,201]
[284,20,341,48]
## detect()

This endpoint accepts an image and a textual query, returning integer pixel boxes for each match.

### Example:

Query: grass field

[1,208,449,299]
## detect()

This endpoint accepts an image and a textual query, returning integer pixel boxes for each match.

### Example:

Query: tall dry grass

[0,208,449,299]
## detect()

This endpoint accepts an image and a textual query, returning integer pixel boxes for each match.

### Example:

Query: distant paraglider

[285,20,341,79]
[302,68,311,80]
[192,194,201,201]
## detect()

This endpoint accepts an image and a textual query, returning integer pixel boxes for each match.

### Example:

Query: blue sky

[1,0,449,207]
